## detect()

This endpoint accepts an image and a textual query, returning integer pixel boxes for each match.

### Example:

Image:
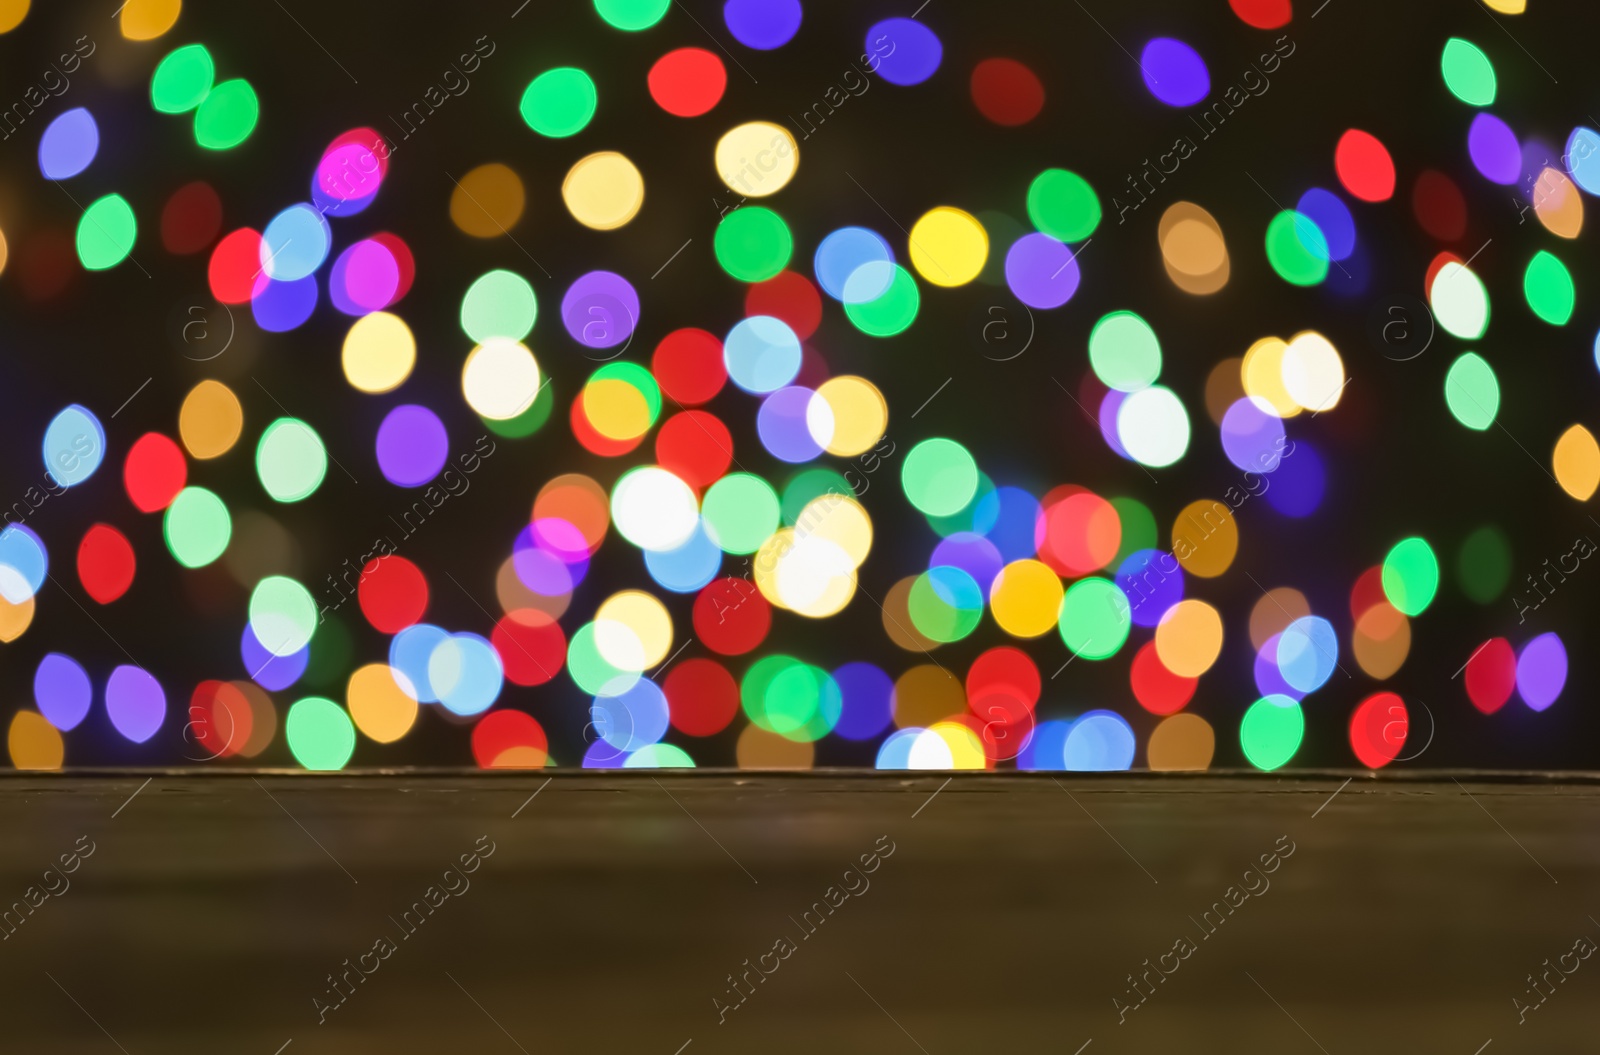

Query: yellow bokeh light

[927,721,988,769]
[462,338,542,420]
[231,680,278,759]
[496,556,570,623]
[1248,587,1309,651]
[1154,599,1224,677]
[596,590,673,670]
[490,745,550,768]
[583,378,652,440]
[755,528,857,617]
[0,0,27,34]
[1172,499,1238,578]
[562,151,645,231]
[347,663,419,744]
[121,0,180,39]
[908,206,988,287]
[1280,330,1346,414]
[894,665,965,728]
[781,539,857,617]
[450,163,526,238]
[883,575,939,653]
[8,711,62,770]
[1553,424,1600,501]
[816,376,887,457]
[1204,356,1245,426]
[800,493,873,568]
[736,723,814,768]
[714,121,799,198]
[1159,202,1229,295]
[0,224,9,275]
[1147,713,1215,771]
[989,559,1064,638]
[178,379,243,459]
[1483,0,1525,11]
[1533,167,1583,240]
[342,312,416,394]
[0,592,35,642]
[1241,336,1300,418]
[1353,602,1410,680]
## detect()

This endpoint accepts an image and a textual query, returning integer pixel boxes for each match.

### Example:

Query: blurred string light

[121,0,181,40]
[39,108,98,180]
[2,3,1583,774]
[563,152,645,230]
[1441,38,1496,105]
[521,67,597,137]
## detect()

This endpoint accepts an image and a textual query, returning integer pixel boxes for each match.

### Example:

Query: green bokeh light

[1458,525,1511,604]
[1240,695,1304,771]
[1265,210,1328,286]
[1056,577,1130,660]
[1382,536,1439,616]
[163,486,231,568]
[741,655,839,741]
[844,264,920,337]
[1524,250,1574,325]
[1441,38,1496,106]
[781,468,850,527]
[302,615,353,689]
[256,418,328,503]
[1444,352,1499,430]
[151,44,214,114]
[623,743,696,767]
[594,0,669,31]
[286,697,357,771]
[567,622,636,697]
[702,473,780,554]
[925,470,995,537]
[76,194,137,271]
[519,67,597,138]
[901,439,978,517]
[714,206,792,283]
[1088,310,1162,392]
[1109,496,1157,566]
[908,567,984,643]
[249,575,317,657]
[193,78,258,150]
[461,269,536,343]
[1026,168,1101,242]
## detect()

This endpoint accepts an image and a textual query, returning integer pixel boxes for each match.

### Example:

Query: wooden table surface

[0,771,1594,1052]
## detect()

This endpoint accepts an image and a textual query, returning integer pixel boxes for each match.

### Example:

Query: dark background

[0,0,1595,768]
